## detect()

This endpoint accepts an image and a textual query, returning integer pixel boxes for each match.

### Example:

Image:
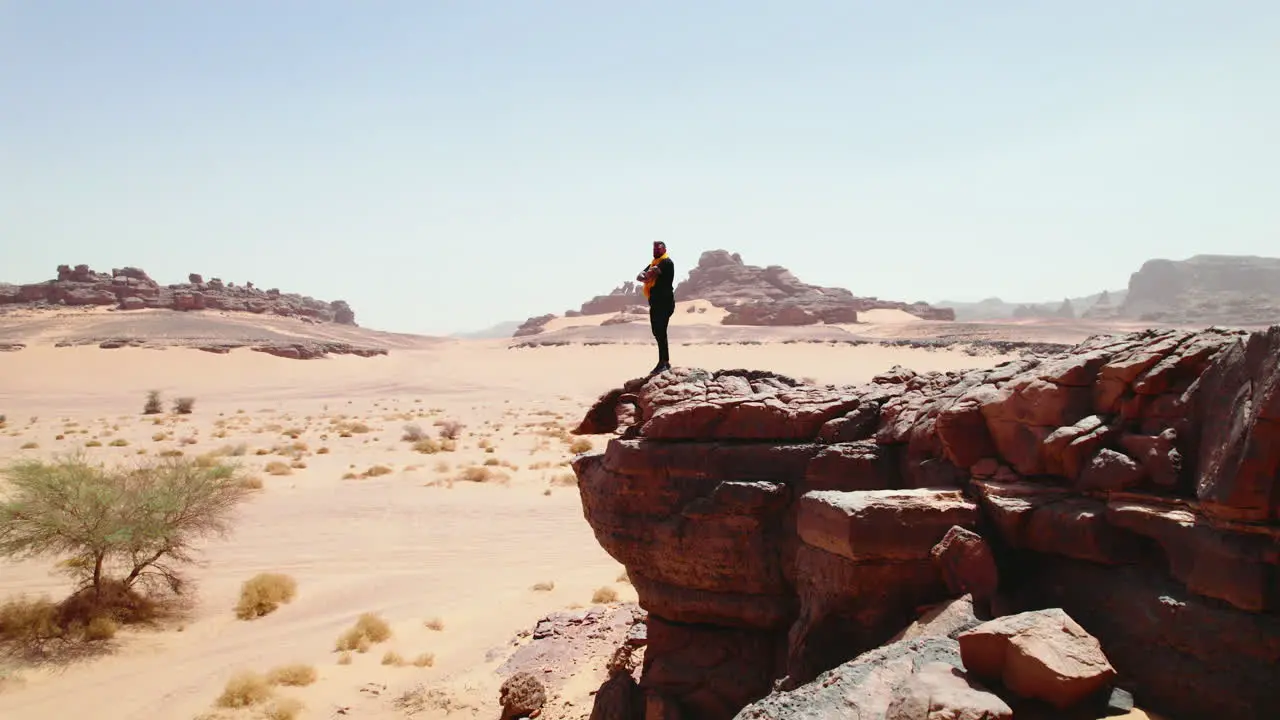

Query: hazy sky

[3,2,1278,334]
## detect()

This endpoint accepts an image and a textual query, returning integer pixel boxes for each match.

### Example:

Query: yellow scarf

[643,254,669,299]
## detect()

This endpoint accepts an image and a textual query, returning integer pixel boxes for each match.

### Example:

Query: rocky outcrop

[675,250,954,324]
[571,326,1280,720]
[513,313,555,337]
[0,264,358,325]
[579,282,647,317]
[1120,254,1280,324]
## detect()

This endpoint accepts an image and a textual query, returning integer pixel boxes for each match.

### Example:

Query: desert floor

[0,337,1157,720]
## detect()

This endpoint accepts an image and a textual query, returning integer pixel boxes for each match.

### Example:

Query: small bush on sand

[109,439,129,447]
[0,454,253,625]
[569,437,593,454]
[262,697,304,720]
[457,466,505,483]
[215,670,273,708]
[363,465,393,478]
[266,663,316,687]
[335,612,392,652]
[381,650,405,666]
[412,438,442,454]
[592,586,619,604]
[531,581,555,592]
[173,397,196,415]
[83,615,118,641]
[143,390,163,415]
[551,472,577,487]
[20,442,37,450]
[234,573,298,620]
[337,651,352,665]
[617,570,630,584]
[412,652,435,667]
[401,424,426,442]
[436,420,463,440]
[424,617,444,631]
[264,461,292,476]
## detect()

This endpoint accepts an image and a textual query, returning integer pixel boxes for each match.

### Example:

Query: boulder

[958,609,1116,710]
[930,527,999,604]
[885,661,1013,720]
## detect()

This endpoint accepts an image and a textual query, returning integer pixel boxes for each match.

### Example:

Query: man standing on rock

[637,241,675,375]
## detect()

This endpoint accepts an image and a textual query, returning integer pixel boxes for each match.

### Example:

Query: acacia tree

[0,453,253,600]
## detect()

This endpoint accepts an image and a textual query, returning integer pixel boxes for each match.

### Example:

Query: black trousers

[650,302,674,365]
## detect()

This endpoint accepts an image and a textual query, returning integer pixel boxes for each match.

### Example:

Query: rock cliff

[571,326,1280,719]
[676,250,955,324]
[1120,255,1280,324]
[0,264,357,325]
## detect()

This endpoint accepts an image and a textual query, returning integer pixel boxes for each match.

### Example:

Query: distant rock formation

[0,264,357,325]
[1120,255,1280,324]
[576,281,647,317]
[676,250,954,325]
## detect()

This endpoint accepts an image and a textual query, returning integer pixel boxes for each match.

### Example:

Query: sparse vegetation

[335,612,392,652]
[234,573,298,620]
[569,437,593,454]
[266,663,316,687]
[363,465,393,478]
[424,617,444,631]
[264,461,292,476]
[592,586,619,604]
[381,650,405,666]
[457,465,506,483]
[109,439,129,447]
[143,390,163,415]
[412,438,442,454]
[436,419,463,440]
[262,697,304,720]
[531,581,555,592]
[551,472,577,487]
[19,442,37,450]
[215,670,273,708]
[0,453,253,637]
[401,423,426,442]
[412,652,435,667]
[173,397,196,415]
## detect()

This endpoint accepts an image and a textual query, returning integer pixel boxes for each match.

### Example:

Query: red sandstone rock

[889,595,984,643]
[885,661,1013,720]
[930,527,999,603]
[958,609,1116,710]
[797,488,979,562]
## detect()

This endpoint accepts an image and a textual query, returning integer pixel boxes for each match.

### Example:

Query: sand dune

[0,336,1027,720]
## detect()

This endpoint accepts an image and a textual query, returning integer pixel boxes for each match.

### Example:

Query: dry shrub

[158,449,183,458]
[436,420,463,440]
[341,472,358,480]
[0,596,61,644]
[617,570,630,584]
[84,440,102,448]
[335,612,392,652]
[337,651,352,665]
[264,461,292,476]
[173,397,196,415]
[412,652,435,667]
[569,437,593,454]
[108,439,129,447]
[363,465,393,478]
[592,586,619,604]
[424,617,444,631]
[483,457,500,466]
[83,616,118,641]
[531,581,555,592]
[215,670,273,708]
[289,460,306,470]
[262,697,304,720]
[266,663,316,687]
[412,438,442,454]
[234,573,297,620]
[316,446,330,454]
[401,424,426,442]
[237,476,264,490]
[20,442,37,450]
[457,466,506,483]
[143,390,163,415]
[381,650,405,666]
[550,472,577,487]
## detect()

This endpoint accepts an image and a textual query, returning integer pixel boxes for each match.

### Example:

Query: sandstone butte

[0,264,357,325]
[568,325,1280,720]
[514,249,955,336]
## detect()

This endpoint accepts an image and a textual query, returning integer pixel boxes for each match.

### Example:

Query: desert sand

[0,320,1038,720]
[0,304,1179,720]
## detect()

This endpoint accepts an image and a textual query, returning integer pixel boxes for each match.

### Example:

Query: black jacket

[646,257,675,308]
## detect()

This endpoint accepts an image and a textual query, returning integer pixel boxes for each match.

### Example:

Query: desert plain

[0,304,1168,720]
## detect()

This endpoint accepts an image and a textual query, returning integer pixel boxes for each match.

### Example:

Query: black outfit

[646,257,676,372]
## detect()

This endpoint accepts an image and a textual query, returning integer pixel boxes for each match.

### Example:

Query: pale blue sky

[3,1,1277,334]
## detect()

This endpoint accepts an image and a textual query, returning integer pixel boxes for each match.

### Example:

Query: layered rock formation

[1119,254,1280,324]
[0,264,357,325]
[571,326,1280,720]
[676,250,955,324]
